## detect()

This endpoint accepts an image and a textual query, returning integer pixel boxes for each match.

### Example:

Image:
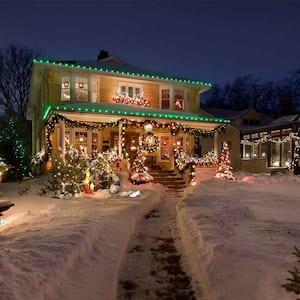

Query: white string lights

[241,132,300,145]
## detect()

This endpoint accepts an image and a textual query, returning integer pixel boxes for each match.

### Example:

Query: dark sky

[1,0,300,85]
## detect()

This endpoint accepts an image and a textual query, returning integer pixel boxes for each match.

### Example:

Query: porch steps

[150,169,188,190]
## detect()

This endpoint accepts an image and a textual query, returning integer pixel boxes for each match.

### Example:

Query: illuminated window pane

[61,76,70,101]
[160,136,170,160]
[161,88,170,109]
[174,90,184,111]
[75,77,88,101]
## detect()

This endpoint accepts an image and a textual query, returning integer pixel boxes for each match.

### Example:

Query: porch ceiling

[44,102,230,130]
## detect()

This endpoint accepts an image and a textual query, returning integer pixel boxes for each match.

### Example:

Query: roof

[43,102,230,125]
[202,107,256,120]
[269,114,300,126]
[32,59,212,89]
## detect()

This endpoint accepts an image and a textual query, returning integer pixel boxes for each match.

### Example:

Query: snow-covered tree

[215,141,236,180]
[130,150,153,184]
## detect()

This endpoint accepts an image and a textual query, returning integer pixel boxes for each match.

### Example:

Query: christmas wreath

[140,132,159,153]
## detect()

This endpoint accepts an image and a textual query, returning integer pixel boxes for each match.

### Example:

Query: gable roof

[269,114,300,126]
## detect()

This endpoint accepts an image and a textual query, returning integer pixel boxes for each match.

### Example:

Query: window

[161,88,170,109]
[174,90,184,111]
[90,77,99,103]
[119,84,142,98]
[61,76,70,101]
[92,133,98,151]
[75,131,88,153]
[160,136,171,160]
[75,77,88,101]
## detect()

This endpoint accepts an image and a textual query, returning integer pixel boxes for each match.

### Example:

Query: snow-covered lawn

[0,173,164,300]
[178,168,300,300]
[1,170,299,300]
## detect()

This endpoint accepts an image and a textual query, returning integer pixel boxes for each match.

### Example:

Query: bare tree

[0,45,41,121]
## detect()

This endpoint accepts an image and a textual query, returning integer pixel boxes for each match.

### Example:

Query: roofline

[33,59,213,88]
[42,105,230,124]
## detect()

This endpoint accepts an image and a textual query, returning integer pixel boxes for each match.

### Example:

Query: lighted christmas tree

[215,141,236,180]
[130,150,153,184]
[89,152,113,190]
[292,141,300,175]
[0,118,29,180]
[49,145,88,197]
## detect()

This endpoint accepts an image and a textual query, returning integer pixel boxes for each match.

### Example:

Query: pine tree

[0,118,28,180]
[49,145,88,197]
[130,150,153,184]
[215,141,236,180]
[282,247,300,298]
[89,152,113,190]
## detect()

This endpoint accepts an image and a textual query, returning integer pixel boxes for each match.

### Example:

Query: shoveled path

[117,189,199,300]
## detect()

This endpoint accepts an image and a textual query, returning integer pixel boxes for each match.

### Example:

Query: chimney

[97,50,109,61]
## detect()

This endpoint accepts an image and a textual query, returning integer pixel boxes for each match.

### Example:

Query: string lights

[45,113,227,155]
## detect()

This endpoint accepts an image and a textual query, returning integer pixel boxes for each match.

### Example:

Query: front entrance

[111,131,140,162]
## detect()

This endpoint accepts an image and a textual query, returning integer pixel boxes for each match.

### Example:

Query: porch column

[118,121,123,159]
[59,120,65,157]
[214,130,219,157]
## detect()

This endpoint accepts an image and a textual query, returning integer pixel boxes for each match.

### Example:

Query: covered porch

[42,103,229,171]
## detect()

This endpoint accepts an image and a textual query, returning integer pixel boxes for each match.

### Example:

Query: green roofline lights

[42,105,231,124]
[33,59,213,87]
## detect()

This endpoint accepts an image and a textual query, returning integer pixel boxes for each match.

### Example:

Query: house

[200,107,271,171]
[241,114,300,174]
[203,107,300,174]
[27,55,230,171]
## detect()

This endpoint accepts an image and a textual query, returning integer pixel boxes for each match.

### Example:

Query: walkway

[117,188,198,300]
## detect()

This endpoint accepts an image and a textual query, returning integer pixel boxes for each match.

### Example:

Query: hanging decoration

[45,113,226,155]
[241,132,300,145]
[140,132,159,153]
[112,91,150,107]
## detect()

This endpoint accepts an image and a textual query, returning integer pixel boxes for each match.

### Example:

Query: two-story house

[27,55,230,171]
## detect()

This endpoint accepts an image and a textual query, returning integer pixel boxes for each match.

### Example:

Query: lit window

[174,90,184,111]
[75,77,88,101]
[161,88,170,109]
[160,136,171,160]
[90,77,99,103]
[119,84,142,98]
[61,76,70,101]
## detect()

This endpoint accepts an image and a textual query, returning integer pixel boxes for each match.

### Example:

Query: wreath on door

[140,132,159,153]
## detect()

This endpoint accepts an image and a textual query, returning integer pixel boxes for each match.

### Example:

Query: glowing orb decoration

[144,123,153,132]
[0,219,7,226]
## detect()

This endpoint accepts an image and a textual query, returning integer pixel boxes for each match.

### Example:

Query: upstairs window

[75,77,88,102]
[120,84,141,98]
[161,88,170,109]
[174,90,184,111]
[90,77,99,103]
[61,76,70,101]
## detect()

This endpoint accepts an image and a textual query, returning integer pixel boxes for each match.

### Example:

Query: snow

[178,168,300,300]
[0,173,164,300]
[0,169,299,300]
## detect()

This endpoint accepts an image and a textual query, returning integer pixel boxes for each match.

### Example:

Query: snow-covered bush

[30,149,46,176]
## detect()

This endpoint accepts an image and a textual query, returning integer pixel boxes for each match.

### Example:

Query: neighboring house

[203,107,300,174]
[241,114,300,174]
[27,55,230,171]
[201,107,271,171]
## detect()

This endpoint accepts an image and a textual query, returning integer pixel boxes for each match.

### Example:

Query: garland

[241,132,300,145]
[45,113,226,154]
[140,132,159,153]
[112,92,150,107]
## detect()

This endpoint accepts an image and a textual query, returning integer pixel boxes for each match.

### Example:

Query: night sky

[1,1,300,85]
